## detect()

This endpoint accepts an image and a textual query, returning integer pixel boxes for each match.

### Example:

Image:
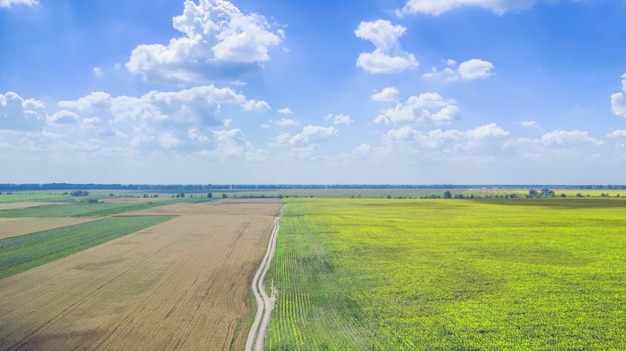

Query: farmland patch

[0,198,282,351]
[266,198,626,350]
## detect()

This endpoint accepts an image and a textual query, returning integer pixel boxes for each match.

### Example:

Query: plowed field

[0,198,282,351]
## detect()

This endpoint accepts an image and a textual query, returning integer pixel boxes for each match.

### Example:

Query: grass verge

[0,216,174,280]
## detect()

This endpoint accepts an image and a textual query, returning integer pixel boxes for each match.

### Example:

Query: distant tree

[528,189,538,198]
[70,190,89,197]
[179,192,185,198]
[576,193,583,198]
[386,194,392,199]
[222,193,228,198]
[443,191,452,199]
[207,192,213,198]
[540,188,555,198]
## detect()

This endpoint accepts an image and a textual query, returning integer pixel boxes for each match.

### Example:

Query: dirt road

[0,199,282,351]
[245,206,283,351]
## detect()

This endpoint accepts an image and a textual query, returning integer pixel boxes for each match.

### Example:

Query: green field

[266,198,626,350]
[0,216,174,280]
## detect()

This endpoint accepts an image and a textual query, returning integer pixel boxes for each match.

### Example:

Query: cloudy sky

[2,0,626,184]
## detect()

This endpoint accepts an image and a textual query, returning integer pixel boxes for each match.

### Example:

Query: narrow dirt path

[245,205,284,351]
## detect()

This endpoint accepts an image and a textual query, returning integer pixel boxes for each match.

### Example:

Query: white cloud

[0,0,38,8]
[47,110,80,124]
[607,130,626,138]
[423,58,494,81]
[81,117,101,131]
[355,20,418,74]
[278,107,293,114]
[374,93,461,125]
[325,113,353,126]
[274,125,338,147]
[0,92,46,130]
[520,121,539,128]
[275,118,298,127]
[188,128,210,142]
[353,143,371,155]
[399,0,543,16]
[611,74,626,118]
[539,130,603,146]
[199,129,243,160]
[158,132,181,149]
[383,123,509,152]
[126,0,284,83]
[371,87,400,102]
[93,67,104,77]
[242,99,271,111]
[458,59,495,80]
[58,85,265,126]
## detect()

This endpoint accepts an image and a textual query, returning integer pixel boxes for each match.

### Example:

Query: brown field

[0,198,282,351]
[0,217,104,240]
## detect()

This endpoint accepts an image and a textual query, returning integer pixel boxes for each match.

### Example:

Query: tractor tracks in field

[245,206,284,351]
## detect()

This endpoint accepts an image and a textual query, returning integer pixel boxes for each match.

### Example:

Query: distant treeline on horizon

[1,183,626,192]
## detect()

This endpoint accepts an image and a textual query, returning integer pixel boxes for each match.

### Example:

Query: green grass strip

[0,216,174,280]
[0,199,202,218]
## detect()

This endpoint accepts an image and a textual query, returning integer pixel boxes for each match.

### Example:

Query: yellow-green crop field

[266,198,626,350]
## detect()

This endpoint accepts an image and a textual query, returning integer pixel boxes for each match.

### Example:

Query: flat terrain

[267,198,626,350]
[0,217,103,240]
[0,202,63,210]
[0,198,282,351]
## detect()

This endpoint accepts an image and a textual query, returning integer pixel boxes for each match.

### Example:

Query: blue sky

[2,0,626,184]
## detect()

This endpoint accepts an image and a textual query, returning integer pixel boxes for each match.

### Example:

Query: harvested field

[0,217,103,240]
[0,198,282,351]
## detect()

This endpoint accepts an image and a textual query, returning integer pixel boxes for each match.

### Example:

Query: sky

[2,0,626,184]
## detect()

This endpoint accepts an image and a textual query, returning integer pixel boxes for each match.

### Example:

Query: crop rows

[266,198,626,350]
[0,216,173,280]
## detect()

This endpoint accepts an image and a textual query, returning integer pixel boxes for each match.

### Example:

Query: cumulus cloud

[353,143,371,155]
[0,0,38,8]
[47,110,80,124]
[197,128,265,161]
[126,0,284,83]
[520,121,539,128]
[607,130,626,138]
[58,85,267,126]
[325,113,353,126]
[374,92,461,125]
[274,125,338,147]
[0,92,47,130]
[423,58,494,81]
[371,87,400,102]
[611,74,626,118]
[158,132,181,149]
[275,118,298,127]
[399,0,544,16]
[539,130,603,146]
[355,20,418,74]
[242,99,271,111]
[278,107,293,114]
[383,123,509,152]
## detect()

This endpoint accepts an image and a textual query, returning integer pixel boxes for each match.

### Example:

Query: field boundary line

[245,205,284,351]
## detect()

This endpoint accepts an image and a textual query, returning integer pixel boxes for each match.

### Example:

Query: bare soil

[0,198,282,351]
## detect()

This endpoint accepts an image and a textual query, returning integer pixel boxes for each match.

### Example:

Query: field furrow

[0,199,282,351]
